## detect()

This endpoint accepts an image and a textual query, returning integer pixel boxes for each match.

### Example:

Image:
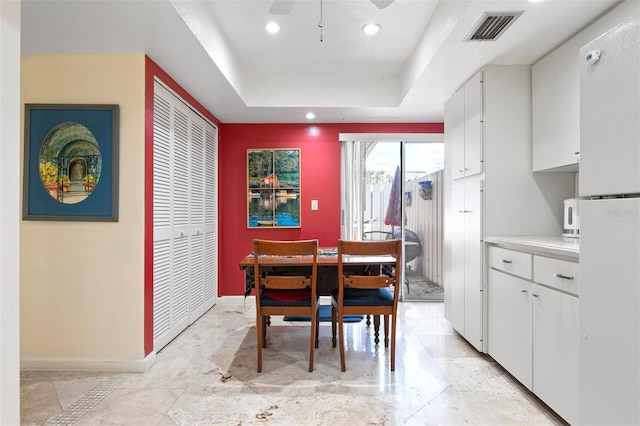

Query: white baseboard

[21,351,157,373]
[217,295,255,306]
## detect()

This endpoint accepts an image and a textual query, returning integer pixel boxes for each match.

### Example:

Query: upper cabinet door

[532,45,581,172]
[463,71,483,177]
[446,87,466,180]
[445,70,483,180]
[579,16,640,197]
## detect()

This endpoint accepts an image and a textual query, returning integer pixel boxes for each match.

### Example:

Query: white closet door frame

[153,80,218,351]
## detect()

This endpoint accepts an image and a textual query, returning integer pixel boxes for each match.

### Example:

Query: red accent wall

[143,55,444,353]
[219,123,443,297]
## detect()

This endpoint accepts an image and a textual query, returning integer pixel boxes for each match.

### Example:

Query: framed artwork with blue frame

[23,104,119,221]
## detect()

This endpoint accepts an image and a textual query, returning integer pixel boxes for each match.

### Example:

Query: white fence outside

[363,169,444,286]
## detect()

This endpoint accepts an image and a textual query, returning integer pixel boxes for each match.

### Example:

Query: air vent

[464,11,523,42]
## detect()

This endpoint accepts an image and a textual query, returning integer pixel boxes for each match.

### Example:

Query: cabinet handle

[520,289,528,293]
[575,151,580,155]
[532,293,540,298]
[500,259,512,264]
[458,210,471,213]
[458,168,468,173]
[554,273,574,280]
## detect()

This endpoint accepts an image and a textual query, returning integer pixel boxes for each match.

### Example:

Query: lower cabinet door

[532,284,579,425]
[463,179,483,351]
[488,269,533,389]
[448,182,466,335]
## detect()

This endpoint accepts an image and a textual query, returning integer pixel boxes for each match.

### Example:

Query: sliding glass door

[341,139,444,301]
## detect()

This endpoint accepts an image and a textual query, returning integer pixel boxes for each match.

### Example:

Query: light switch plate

[311,200,318,210]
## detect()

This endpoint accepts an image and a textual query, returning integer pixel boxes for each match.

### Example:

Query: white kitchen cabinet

[450,179,483,350]
[463,71,482,177]
[531,0,637,172]
[445,65,570,354]
[532,283,579,426]
[532,45,580,172]
[488,268,532,388]
[487,245,579,425]
[488,246,532,279]
[450,70,483,180]
[448,86,466,181]
[448,182,466,334]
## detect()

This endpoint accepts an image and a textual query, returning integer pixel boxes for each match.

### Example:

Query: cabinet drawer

[534,256,579,295]
[488,246,532,280]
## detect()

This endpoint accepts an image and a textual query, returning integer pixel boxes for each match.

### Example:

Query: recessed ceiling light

[266,22,280,34]
[306,112,316,120]
[528,0,544,2]
[362,23,381,35]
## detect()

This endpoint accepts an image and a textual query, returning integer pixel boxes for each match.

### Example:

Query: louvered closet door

[153,81,218,352]
[188,119,205,320]
[152,92,173,349]
[171,107,191,336]
[203,124,217,309]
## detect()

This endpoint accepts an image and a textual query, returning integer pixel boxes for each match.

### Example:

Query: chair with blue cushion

[331,239,402,372]
[253,239,320,372]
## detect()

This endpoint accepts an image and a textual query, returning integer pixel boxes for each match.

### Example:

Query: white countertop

[485,235,579,260]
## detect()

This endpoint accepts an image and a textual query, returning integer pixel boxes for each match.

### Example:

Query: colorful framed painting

[23,104,119,221]
[247,148,301,228]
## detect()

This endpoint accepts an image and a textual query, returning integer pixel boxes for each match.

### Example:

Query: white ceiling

[21,0,622,123]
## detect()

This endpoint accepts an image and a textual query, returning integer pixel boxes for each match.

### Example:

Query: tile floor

[21,302,566,425]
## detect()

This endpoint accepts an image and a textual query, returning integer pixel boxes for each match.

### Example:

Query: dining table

[238,247,397,297]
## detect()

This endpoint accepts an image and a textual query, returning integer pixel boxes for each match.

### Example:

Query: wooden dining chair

[331,239,402,372]
[253,239,320,373]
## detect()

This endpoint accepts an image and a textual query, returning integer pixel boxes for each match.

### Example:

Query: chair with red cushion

[253,239,320,372]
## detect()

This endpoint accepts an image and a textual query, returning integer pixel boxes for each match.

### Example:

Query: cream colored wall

[20,55,146,364]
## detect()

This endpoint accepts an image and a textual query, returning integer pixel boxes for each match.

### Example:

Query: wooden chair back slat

[260,276,311,289]
[254,239,318,258]
[344,275,395,289]
[340,239,400,257]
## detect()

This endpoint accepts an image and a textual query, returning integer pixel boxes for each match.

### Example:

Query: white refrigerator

[578,15,640,426]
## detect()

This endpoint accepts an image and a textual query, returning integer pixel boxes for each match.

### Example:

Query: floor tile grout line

[44,376,126,425]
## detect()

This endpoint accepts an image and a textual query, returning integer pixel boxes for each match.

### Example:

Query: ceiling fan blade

[370,0,395,9]
[269,0,296,15]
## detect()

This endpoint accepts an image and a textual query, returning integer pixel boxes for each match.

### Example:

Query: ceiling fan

[269,0,395,15]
